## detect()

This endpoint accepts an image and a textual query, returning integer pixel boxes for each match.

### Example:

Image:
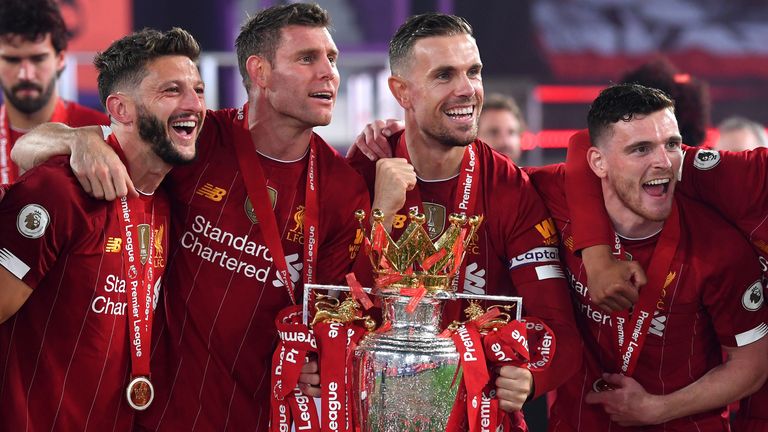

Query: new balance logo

[105,237,122,253]
[463,262,486,295]
[196,183,227,202]
[272,253,303,288]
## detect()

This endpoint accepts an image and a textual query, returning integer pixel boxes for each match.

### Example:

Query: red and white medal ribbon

[394,134,479,290]
[232,105,320,305]
[609,200,680,379]
[116,194,157,411]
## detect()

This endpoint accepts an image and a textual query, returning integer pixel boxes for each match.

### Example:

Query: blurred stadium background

[21,0,768,164]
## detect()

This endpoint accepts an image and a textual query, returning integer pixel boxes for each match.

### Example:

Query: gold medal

[126,376,154,410]
[592,378,616,393]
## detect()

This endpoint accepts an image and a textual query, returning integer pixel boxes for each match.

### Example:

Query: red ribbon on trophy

[270,306,319,432]
[446,314,557,432]
[315,320,367,432]
[270,301,372,432]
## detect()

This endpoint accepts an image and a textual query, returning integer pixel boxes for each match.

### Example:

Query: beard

[423,121,478,148]
[610,175,672,223]
[137,105,196,166]
[1,76,57,114]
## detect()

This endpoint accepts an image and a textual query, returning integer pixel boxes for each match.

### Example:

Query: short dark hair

[587,83,675,146]
[482,93,525,131]
[389,13,473,74]
[94,28,200,107]
[235,3,330,90]
[620,58,709,146]
[0,0,69,53]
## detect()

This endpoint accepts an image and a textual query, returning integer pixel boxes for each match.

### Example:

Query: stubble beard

[611,176,671,223]
[424,118,478,148]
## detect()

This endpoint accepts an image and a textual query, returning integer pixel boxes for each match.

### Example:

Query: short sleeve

[701,236,768,348]
[0,161,95,288]
[680,147,768,227]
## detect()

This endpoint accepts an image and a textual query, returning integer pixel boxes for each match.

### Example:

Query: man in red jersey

[12,4,369,431]
[564,113,768,430]
[527,83,768,431]
[0,0,107,185]
[0,28,205,432]
[346,13,582,426]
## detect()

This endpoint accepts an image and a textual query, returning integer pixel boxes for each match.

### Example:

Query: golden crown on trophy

[355,209,482,293]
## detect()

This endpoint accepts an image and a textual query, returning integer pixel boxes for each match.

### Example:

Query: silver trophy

[304,210,522,432]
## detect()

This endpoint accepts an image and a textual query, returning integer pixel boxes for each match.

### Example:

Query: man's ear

[54,49,66,76]
[246,55,270,89]
[587,146,608,179]
[105,93,132,125]
[388,75,411,110]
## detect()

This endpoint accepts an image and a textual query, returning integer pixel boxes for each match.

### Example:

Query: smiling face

[133,55,206,164]
[590,108,683,232]
[262,25,339,128]
[395,34,483,148]
[0,33,63,115]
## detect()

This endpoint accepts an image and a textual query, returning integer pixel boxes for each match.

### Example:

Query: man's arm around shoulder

[11,123,135,200]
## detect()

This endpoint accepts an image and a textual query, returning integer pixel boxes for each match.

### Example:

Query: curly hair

[235,3,330,91]
[94,27,200,107]
[587,84,675,146]
[0,0,68,52]
[389,13,473,75]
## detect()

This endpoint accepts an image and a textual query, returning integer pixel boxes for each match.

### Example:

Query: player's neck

[247,98,313,161]
[404,128,465,181]
[602,182,664,239]
[4,93,59,131]
[117,132,171,195]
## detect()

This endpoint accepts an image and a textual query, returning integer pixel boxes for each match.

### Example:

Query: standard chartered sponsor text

[180,215,274,281]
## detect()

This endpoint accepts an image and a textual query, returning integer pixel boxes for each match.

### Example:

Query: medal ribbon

[116,194,156,381]
[0,100,69,184]
[394,133,479,290]
[232,106,320,304]
[610,200,680,376]
[0,105,11,184]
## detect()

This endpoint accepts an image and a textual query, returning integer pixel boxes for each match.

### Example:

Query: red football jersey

[0,99,108,184]
[348,133,582,399]
[139,106,369,431]
[531,164,768,431]
[566,131,768,428]
[0,140,169,431]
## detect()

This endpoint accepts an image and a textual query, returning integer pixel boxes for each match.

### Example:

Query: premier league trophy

[303,209,526,432]
[353,209,478,431]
